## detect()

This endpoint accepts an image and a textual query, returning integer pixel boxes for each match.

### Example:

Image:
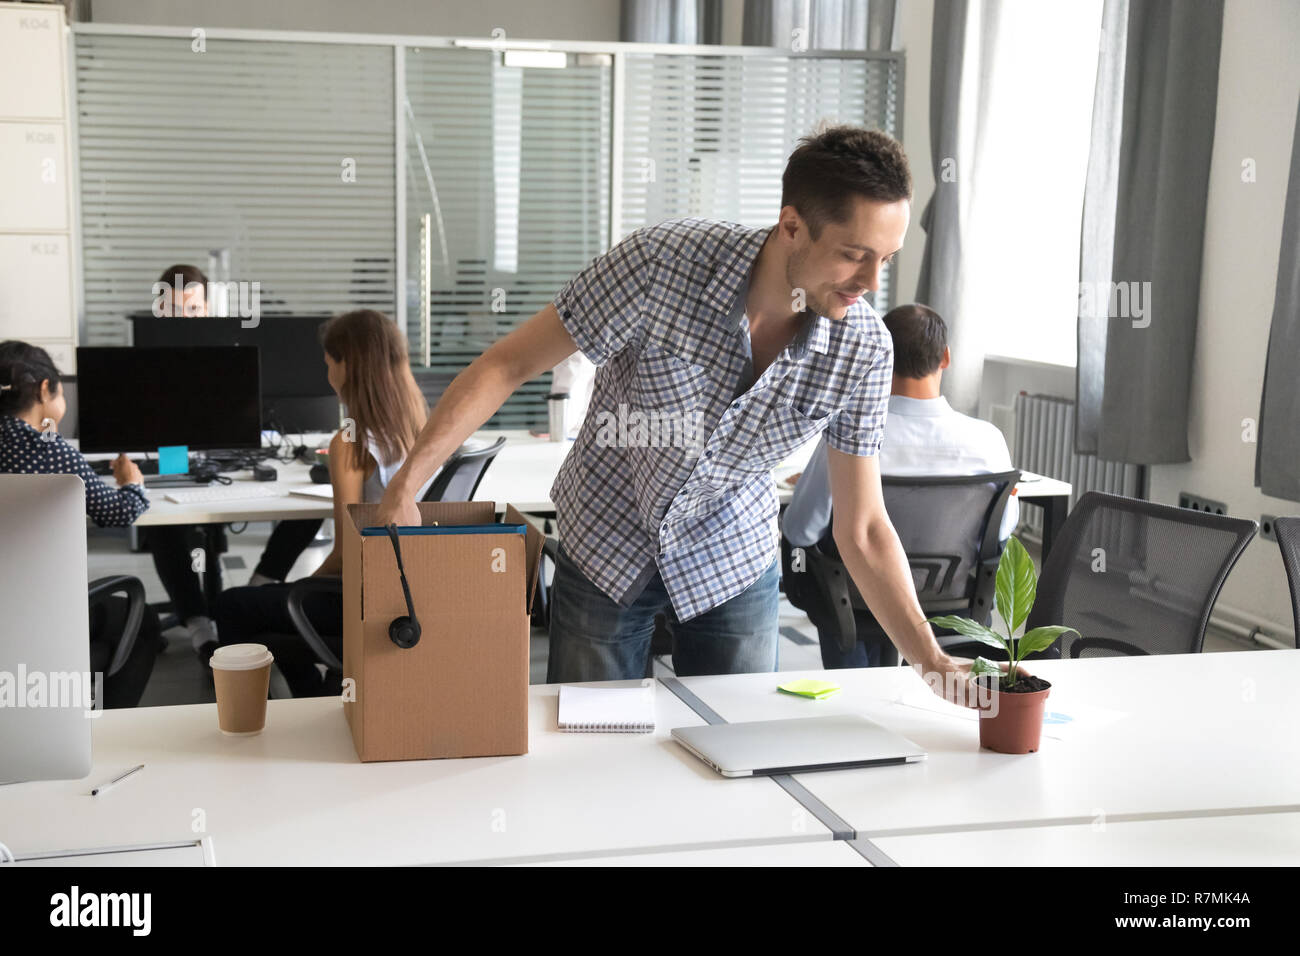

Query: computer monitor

[127,313,339,432]
[0,475,93,783]
[75,346,262,453]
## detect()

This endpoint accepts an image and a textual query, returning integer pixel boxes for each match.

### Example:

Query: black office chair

[1026,492,1257,658]
[87,575,159,708]
[782,470,1021,667]
[422,436,507,502]
[1271,516,1299,647]
[285,437,509,685]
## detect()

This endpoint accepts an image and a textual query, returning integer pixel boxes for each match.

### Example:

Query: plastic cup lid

[209,643,274,671]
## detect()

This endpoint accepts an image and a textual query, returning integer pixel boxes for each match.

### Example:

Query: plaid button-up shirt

[551,217,893,621]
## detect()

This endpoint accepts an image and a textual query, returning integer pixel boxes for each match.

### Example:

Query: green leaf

[1016,625,1077,659]
[968,657,1002,677]
[995,536,1037,636]
[927,615,1007,650]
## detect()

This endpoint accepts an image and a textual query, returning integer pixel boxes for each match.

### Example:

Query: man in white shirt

[783,303,1017,666]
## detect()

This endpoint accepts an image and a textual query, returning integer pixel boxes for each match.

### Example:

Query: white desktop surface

[468,430,1068,510]
[674,651,1300,837]
[82,428,1065,525]
[512,840,870,867]
[0,682,833,867]
[871,811,1300,866]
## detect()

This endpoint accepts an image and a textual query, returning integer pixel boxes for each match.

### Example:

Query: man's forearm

[834,519,949,674]
[389,353,523,498]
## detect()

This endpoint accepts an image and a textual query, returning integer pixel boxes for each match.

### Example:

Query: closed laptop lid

[672,714,926,777]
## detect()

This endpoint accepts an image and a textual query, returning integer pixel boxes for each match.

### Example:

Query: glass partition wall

[73,28,901,430]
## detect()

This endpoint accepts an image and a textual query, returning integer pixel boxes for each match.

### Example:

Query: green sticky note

[778,679,842,700]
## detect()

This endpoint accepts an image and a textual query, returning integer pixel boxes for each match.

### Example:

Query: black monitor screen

[128,314,333,398]
[75,346,262,453]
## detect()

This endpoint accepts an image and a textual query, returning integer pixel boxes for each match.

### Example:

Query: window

[74,34,395,345]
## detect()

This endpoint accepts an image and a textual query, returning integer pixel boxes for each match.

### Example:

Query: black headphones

[385,523,422,649]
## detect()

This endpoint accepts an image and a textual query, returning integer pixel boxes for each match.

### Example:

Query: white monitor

[0,474,94,783]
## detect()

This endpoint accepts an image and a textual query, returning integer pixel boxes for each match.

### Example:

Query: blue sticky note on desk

[157,445,189,475]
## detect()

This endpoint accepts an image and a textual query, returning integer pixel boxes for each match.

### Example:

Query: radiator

[1012,393,1141,537]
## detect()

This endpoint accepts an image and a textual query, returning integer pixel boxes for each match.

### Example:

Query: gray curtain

[913,0,970,318]
[1255,94,1300,501]
[742,0,900,51]
[621,0,722,43]
[1076,0,1225,463]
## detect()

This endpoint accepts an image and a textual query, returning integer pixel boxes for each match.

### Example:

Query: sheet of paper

[891,689,1126,741]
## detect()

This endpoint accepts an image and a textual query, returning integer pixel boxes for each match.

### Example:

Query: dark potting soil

[977,674,1052,694]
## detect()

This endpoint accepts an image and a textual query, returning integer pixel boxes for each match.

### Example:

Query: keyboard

[161,485,284,505]
[91,457,172,476]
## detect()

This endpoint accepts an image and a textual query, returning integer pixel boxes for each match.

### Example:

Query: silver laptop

[0,474,94,783]
[672,714,926,778]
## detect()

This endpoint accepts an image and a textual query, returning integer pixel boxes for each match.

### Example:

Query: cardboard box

[342,501,543,762]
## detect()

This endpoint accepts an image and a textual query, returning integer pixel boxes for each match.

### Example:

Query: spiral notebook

[557,681,656,733]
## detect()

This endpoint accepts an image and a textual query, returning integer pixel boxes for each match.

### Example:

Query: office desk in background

[472,431,1074,556]
[81,429,1073,608]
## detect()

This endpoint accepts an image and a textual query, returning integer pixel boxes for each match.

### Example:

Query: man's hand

[915,653,1033,709]
[111,454,143,487]
[376,484,421,528]
[375,304,581,526]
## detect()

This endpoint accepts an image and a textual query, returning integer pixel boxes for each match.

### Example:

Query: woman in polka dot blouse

[0,341,148,525]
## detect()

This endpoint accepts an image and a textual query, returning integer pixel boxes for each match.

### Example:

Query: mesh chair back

[790,471,1018,656]
[1027,492,1257,658]
[880,471,1019,609]
[816,471,1019,613]
[1275,516,1300,646]
[423,436,508,502]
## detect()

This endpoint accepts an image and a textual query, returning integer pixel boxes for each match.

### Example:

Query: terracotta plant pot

[977,677,1052,754]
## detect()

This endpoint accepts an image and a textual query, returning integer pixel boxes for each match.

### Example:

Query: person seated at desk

[783,303,1017,667]
[0,340,158,703]
[153,264,324,647]
[214,309,434,697]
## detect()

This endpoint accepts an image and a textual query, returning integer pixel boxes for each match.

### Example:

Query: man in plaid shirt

[381,126,1000,706]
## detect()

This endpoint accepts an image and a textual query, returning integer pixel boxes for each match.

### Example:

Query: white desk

[472,430,1070,517]
[90,428,1068,529]
[513,840,870,867]
[869,811,1300,867]
[0,682,833,867]
[673,651,1300,838]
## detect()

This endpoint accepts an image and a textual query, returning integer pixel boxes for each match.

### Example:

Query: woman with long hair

[214,310,433,696]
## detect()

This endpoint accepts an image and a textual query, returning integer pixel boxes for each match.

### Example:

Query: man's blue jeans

[546,542,780,682]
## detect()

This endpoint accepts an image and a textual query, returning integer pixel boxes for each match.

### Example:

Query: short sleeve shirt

[550,217,893,621]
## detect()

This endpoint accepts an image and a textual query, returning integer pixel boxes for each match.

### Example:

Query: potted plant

[928,537,1078,754]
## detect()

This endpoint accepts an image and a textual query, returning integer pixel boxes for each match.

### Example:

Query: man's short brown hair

[882,303,947,379]
[781,125,913,238]
[157,263,208,288]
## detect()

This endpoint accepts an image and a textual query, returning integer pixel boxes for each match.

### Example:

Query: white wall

[1144,0,1300,637]
[86,0,623,41]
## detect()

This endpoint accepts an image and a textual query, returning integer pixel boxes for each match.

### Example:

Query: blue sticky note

[157,445,189,476]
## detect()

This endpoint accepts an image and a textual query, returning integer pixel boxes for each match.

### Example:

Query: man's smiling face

[783,194,910,319]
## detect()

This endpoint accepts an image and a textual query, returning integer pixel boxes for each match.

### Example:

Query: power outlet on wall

[1179,492,1229,516]
[1260,515,1278,542]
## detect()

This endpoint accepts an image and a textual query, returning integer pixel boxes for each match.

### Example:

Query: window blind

[404,47,611,430]
[619,52,902,311]
[74,34,395,346]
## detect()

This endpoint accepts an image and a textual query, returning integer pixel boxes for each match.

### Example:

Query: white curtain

[913,0,1004,415]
